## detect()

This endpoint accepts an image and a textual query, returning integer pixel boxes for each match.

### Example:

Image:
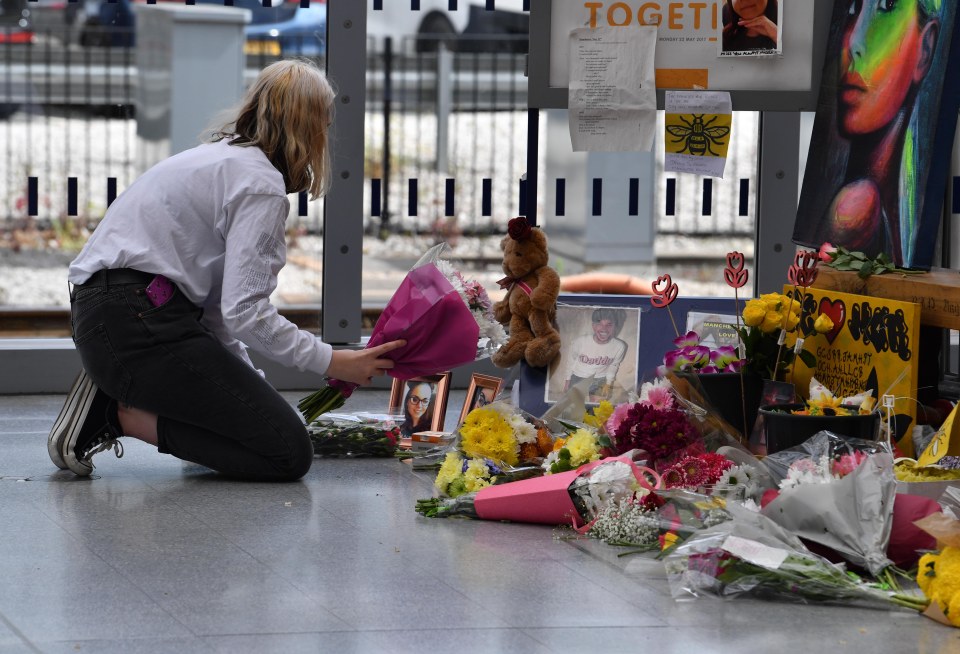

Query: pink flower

[605,402,635,436]
[644,385,675,410]
[818,242,837,262]
[831,451,868,477]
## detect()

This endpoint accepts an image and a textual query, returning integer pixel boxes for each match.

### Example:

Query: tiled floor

[2,389,959,653]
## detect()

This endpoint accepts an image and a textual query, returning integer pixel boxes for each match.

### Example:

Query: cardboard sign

[918,404,960,467]
[786,286,920,453]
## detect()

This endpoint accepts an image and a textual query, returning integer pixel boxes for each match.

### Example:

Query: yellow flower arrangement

[738,292,834,381]
[434,451,497,497]
[918,547,960,627]
[458,406,520,466]
[583,400,615,432]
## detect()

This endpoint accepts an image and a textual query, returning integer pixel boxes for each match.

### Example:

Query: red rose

[507,216,532,241]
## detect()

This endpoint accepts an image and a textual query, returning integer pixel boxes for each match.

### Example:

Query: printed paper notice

[568,26,657,153]
[664,90,732,178]
[721,535,788,570]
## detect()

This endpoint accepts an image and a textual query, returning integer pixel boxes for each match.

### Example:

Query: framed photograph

[389,373,451,438]
[545,304,642,405]
[458,374,504,425]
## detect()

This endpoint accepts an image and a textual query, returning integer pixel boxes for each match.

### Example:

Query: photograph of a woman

[794,0,957,269]
[390,374,451,438]
[720,0,781,55]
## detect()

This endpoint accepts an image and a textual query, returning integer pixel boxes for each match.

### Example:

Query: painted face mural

[838,0,927,137]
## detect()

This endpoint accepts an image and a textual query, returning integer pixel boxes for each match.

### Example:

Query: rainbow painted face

[838,0,935,137]
[732,0,769,20]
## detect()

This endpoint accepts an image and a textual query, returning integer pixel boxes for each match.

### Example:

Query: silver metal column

[755,111,801,295]
[322,0,366,344]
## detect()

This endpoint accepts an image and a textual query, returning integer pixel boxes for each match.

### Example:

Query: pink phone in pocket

[145,275,174,307]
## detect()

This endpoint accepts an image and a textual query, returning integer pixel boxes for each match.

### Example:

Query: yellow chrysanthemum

[917,552,938,596]
[462,457,493,493]
[760,310,783,334]
[459,407,519,466]
[743,302,766,327]
[434,452,464,493]
[584,401,614,431]
[564,428,601,467]
[813,313,835,334]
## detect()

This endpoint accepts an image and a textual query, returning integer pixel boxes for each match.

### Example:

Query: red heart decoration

[818,298,845,345]
[650,274,679,308]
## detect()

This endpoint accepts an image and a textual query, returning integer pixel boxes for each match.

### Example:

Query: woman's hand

[739,16,777,43]
[326,340,406,386]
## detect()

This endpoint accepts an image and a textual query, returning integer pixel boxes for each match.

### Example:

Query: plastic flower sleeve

[760,431,892,485]
[760,452,896,576]
[307,413,402,458]
[663,502,918,610]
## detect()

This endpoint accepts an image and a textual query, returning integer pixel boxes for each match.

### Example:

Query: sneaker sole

[59,377,99,476]
[47,371,94,470]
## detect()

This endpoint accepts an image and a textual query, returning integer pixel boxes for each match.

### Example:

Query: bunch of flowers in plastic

[458,402,549,467]
[715,463,764,500]
[436,259,508,357]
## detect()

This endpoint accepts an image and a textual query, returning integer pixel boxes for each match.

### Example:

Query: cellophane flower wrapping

[663,501,918,610]
[307,413,401,458]
[760,446,897,576]
[298,244,507,423]
[416,456,658,525]
[414,399,553,477]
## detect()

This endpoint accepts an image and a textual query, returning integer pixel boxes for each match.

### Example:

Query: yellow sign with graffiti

[786,286,920,454]
[918,404,960,467]
[664,113,731,157]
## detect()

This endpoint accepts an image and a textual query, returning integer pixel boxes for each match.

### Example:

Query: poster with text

[786,285,920,454]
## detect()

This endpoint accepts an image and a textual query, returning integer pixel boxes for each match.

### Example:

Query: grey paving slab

[1,389,959,652]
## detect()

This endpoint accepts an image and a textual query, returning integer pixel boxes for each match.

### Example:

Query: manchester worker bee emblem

[665,114,731,156]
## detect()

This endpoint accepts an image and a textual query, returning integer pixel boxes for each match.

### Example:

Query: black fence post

[381,36,393,236]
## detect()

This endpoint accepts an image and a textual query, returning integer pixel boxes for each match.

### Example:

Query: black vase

[759,403,881,454]
[677,371,764,438]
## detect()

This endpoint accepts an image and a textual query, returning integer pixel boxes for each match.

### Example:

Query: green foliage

[823,246,924,279]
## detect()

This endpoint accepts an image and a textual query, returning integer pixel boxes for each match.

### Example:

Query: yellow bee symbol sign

[918,403,960,467]
[665,113,731,157]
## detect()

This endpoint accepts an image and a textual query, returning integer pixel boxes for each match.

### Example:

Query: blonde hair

[211,59,335,200]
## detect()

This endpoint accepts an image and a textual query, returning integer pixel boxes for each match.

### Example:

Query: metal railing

[1,29,758,240]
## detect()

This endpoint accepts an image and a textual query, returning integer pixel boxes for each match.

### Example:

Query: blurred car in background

[73,0,326,55]
[0,0,34,43]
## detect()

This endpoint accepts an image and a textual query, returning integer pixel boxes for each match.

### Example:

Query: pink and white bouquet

[299,244,507,423]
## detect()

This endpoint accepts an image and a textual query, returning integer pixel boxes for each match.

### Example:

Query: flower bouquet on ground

[414,399,553,475]
[298,244,507,423]
[914,511,960,626]
[663,500,926,611]
[307,413,402,458]
[416,456,660,526]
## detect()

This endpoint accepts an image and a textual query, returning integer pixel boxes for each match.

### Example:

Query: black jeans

[70,268,313,481]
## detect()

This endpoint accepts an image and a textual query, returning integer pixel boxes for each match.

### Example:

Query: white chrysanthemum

[509,413,537,444]
[716,464,762,500]
[780,455,836,490]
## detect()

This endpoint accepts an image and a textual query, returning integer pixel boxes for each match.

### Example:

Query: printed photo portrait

[719,0,783,57]
[389,373,451,438]
[546,305,641,405]
[457,374,504,425]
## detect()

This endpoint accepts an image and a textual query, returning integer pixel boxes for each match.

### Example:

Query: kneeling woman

[49,59,403,481]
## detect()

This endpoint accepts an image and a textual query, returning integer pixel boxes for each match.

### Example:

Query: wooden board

[813,267,960,331]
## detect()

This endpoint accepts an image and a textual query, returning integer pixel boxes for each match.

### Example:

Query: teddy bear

[490,216,562,369]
